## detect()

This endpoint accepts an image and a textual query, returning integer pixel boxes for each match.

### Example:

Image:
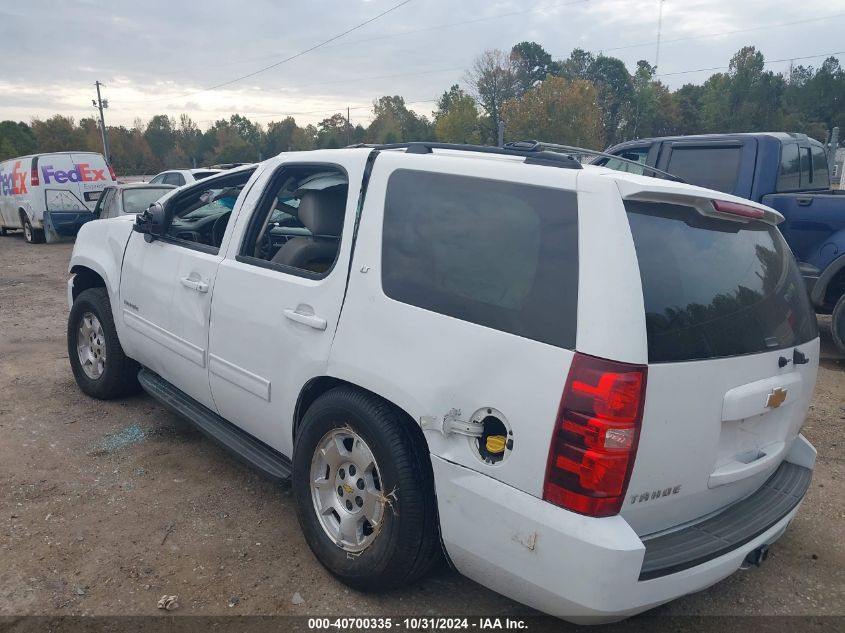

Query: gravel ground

[0,233,843,623]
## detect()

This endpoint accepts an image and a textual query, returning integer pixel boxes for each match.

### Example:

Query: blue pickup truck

[596,132,845,353]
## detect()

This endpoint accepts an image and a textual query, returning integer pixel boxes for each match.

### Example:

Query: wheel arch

[811,254,845,309]
[293,376,430,455]
[69,265,107,302]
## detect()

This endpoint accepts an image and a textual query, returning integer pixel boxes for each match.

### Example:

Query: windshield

[122,188,172,214]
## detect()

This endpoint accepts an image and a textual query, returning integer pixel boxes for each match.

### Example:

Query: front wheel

[292,387,441,591]
[67,288,140,399]
[831,293,845,355]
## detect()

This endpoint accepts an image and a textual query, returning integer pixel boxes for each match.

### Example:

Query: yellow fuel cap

[486,435,507,454]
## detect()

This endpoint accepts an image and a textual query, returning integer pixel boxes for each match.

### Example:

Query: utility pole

[92,81,111,164]
[655,0,665,72]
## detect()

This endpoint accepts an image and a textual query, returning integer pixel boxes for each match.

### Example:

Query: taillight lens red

[543,353,647,517]
[711,199,765,220]
[30,168,39,187]
[107,165,117,181]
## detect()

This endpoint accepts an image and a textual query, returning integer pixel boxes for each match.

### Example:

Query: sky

[0,0,842,130]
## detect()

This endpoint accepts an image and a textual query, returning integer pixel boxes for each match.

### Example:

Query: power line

[144,0,592,83]
[656,50,845,77]
[602,11,845,55]
[136,0,413,104]
[196,98,440,125]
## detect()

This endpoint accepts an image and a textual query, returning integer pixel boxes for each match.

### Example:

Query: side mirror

[133,202,166,242]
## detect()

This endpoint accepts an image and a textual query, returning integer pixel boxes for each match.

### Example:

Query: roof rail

[345,141,583,170]
[505,140,686,183]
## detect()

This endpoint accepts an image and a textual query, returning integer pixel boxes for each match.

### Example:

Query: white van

[0,151,115,243]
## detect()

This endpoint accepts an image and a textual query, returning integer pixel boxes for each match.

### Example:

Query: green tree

[367,96,432,143]
[501,76,603,148]
[465,49,519,143]
[434,85,480,143]
[0,121,37,160]
[510,41,556,95]
[31,115,85,152]
[316,113,352,148]
[587,55,633,146]
[144,115,176,163]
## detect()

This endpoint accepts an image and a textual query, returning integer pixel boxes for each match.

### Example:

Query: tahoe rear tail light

[543,353,647,517]
[108,164,117,181]
[30,167,39,187]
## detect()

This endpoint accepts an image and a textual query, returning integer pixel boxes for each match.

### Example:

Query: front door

[118,171,253,410]
[207,151,371,457]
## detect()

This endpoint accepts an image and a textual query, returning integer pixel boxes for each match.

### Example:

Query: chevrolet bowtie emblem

[766,388,788,409]
[342,483,354,494]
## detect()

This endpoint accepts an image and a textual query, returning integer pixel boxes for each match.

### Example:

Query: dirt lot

[0,234,843,621]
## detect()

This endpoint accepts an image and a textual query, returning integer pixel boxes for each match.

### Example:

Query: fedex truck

[0,152,115,244]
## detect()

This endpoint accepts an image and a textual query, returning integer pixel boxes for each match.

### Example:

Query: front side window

[164,174,252,250]
[239,165,348,276]
[382,170,579,349]
[163,172,185,187]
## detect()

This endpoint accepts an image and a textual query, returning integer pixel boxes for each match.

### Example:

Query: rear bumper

[432,435,814,623]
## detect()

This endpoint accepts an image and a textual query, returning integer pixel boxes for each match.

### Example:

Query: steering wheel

[212,211,232,247]
[256,230,274,260]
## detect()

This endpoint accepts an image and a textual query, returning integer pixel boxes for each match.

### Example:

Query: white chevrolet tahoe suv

[66,143,819,622]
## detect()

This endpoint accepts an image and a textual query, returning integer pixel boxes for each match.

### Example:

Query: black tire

[68,288,140,399]
[0,227,8,236]
[831,293,845,355]
[293,387,441,591]
[20,212,44,244]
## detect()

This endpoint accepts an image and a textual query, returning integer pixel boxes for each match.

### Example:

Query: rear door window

[777,143,801,191]
[664,146,742,193]
[381,169,579,349]
[811,145,830,188]
[626,201,817,362]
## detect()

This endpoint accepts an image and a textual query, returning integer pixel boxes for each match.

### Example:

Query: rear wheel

[68,288,140,399]
[20,212,44,244]
[292,387,441,591]
[831,293,845,354]
[0,227,7,236]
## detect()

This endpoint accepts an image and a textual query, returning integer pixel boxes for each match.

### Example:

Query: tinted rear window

[382,170,579,349]
[778,143,801,191]
[811,145,830,188]
[665,146,742,193]
[626,201,817,362]
[193,171,218,180]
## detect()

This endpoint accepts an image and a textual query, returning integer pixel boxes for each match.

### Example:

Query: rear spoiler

[613,177,784,225]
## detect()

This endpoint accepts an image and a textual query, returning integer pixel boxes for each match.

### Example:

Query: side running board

[138,368,292,483]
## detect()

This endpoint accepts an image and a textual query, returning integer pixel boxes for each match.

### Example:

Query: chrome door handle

[181,277,209,293]
[284,309,327,330]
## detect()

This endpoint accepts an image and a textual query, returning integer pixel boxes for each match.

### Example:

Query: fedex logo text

[41,164,106,185]
[0,161,28,196]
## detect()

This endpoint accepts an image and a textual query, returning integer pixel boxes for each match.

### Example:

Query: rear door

[619,197,819,535]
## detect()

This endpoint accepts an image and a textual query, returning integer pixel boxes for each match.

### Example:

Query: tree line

[1,42,842,175]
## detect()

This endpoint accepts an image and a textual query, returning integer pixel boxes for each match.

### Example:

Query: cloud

[1,0,840,128]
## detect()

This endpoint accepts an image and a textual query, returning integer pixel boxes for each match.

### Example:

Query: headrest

[297,186,347,237]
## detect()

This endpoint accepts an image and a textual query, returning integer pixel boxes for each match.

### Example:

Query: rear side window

[811,145,830,188]
[665,146,742,193]
[382,170,578,349]
[603,148,649,175]
[777,143,801,191]
[800,148,812,186]
[626,201,817,362]
[193,171,218,180]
